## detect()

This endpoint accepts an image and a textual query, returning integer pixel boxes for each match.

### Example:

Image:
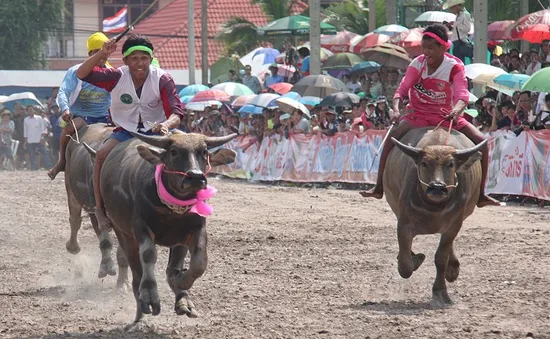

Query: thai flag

[103,6,128,33]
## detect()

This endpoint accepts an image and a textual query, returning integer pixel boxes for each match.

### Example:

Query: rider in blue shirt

[48,32,112,180]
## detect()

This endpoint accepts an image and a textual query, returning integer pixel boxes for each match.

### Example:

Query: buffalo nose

[185,170,207,188]
[426,182,448,195]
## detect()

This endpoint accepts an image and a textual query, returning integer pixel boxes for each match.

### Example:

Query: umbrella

[493,73,530,91]
[238,104,264,116]
[349,33,391,54]
[505,9,550,43]
[293,44,334,61]
[258,63,297,80]
[299,96,322,107]
[251,48,280,64]
[350,61,381,75]
[231,94,257,107]
[267,91,302,108]
[521,67,550,92]
[0,92,44,111]
[373,24,409,36]
[321,52,363,70]
[360,44,411,69]
[507,24,550,44]
[210,57,244,84]
[186,100,223,111]
[469,92,478,104]
[211,82,254,96]
[465,109,479,118]
[465,63,507,81]
[291,74,349,97]
[190,89,231,102]
[414,11,456,24]
[319,30,359,53]
[256,15,337,36]
[180,95,193,107]
[389,28,424,57]
[319,92,361,107]
[179,84,209,97]
[269,82,293,95]
[248,93,281,108]
[275,97,310,117]
[488,20,515,41]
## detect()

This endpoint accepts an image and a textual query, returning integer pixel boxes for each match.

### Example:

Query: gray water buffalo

[63,123,122,282]
[84,131,237,331]
[383,127,488,304]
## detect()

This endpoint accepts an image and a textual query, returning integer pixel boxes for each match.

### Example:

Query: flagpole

[188,0,196,84]
[201,0,208,84]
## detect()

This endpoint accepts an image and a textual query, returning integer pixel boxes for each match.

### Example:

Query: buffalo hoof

[116,280,131,294]
[98,259,117,278]
[139,285,161,316]
[432,289,453,305]
[445,260,460,283]
[124,321,152,333]
[412,252,426,271]
[66,241,81,255]
[175,294,199,318]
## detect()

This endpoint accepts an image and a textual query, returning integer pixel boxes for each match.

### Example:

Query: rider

[76,34,184,230]
[360,24,500,208]
[48,32,112,180]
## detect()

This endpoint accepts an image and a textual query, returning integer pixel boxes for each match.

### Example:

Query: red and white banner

[212,130,550,200]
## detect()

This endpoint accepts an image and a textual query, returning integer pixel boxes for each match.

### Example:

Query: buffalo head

[132,131,238,198]
[391,137,487,203]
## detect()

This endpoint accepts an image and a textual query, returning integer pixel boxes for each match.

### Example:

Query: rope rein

[66,118,81,144]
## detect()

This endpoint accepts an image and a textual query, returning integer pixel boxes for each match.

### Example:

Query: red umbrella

[269,82,293,95]
[350,33,390,54]
[505,9,550,43]
[389,28,424,57]
[488,20,515,40]
[190,89,231,102]
[320,30,359,53]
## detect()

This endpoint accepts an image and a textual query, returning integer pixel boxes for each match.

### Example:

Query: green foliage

[0,0,65,69]
[323,0,370,35]
[216,16,261,57]
[251,0,294,20]
[463,0,545,21]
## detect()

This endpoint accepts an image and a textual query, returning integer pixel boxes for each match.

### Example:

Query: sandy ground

[1,171,550,339]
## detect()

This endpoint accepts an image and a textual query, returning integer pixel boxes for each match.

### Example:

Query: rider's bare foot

[477,194,501,208]
[47,162,65,180]
[359,186,384,199]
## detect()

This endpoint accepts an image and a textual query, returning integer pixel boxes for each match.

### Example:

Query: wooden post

[520,0,530,53]
[201,0,208,84]
[309,0,321,75]
[386,0,397,25]
[368,0,376,32]
[472,0,488,97]
[187,0,196,84]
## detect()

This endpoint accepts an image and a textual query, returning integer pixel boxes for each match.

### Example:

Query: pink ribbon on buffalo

[155,164,217,217]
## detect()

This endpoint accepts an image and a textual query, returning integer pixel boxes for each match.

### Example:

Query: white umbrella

[414,11,456,24]
[248,93,281,108]
[465,63,507,80]
[186,100,223,111]
[275,97,310,117]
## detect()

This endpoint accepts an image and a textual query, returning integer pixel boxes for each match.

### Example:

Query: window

[101,0,157,27]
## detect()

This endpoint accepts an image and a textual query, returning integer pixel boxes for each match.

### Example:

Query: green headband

[122,45,153,58]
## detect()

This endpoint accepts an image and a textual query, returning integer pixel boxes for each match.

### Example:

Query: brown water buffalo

[383,127,489,304]
[63,123,124,283]
[83,131,237,331]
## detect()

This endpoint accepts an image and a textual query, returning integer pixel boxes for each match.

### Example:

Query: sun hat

[442,0,465,10]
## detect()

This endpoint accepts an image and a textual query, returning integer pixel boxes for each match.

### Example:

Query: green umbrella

[210,57,244,84]
[321,53,363,70]
[256,15,337,37]
[521,67,550,92]
[465,109,479,118]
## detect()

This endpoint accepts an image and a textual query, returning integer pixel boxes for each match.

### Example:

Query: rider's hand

[446,109,462,122]
[152,122,170,135]
[61,109,72,122]
[100,38,118,58]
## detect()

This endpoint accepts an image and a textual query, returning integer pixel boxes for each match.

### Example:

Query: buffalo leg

[65,192,83,255]
[397,222,425,279]
[90,216,117,278]
[445,244,460,283]
[116,244,130,290]
[134,221,161,316]
[432,229,459,304]
[175,226,208,291]
[166,246,198,318]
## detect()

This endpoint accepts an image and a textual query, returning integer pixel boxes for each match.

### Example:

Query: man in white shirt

[526,50,541,76]
[444,0,473,63]
[23,105,51,170]
[346,73,362,93]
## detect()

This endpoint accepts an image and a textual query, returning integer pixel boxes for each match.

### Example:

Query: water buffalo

[83,131,237,331]
[63,123,123,282]
[383,127,489,304]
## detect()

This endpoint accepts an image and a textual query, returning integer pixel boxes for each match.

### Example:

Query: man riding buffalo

[360,24,500,208]
[76,34,183,231]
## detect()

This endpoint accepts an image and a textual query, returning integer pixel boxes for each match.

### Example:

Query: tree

[322,0,387,36]
[0,0,65,69]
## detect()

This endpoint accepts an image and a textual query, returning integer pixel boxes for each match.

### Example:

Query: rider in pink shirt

[360,24,499,208]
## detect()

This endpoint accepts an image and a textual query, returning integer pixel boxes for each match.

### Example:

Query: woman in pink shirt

[361,24,499,208]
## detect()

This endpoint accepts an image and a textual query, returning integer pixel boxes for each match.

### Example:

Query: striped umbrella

[212,82,254,96]
[190,89,231,102]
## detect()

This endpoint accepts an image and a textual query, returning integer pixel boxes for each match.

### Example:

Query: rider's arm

[57,66,79,114]
[159,73,183,129]
[450,64,470,114]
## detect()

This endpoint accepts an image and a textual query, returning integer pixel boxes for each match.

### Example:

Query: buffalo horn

[129,131,171,149]
[454,139,488,156]
[205,133,238,148]
[391,137,422,156]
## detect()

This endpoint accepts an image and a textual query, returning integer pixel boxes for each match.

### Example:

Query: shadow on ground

[17,329,174,339]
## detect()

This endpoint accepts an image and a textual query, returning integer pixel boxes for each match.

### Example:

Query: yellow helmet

[87,32,109,54]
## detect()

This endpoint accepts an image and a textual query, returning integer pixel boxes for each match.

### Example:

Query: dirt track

[1,171,550,339]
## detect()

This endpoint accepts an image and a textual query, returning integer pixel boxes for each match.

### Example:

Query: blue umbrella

[238,104,264,116]
[179,84,209,97]
[351,61,381,74]
[299,96,322,107]
[493,73,531,91]
[373,24,408,36]
[252,48,280,65]
[180,95,193,104]
[269,91,302,107]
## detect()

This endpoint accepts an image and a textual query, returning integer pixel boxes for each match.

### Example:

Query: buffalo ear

[391,137,423,161]
[209,149,236,167]
[137,145,165,164]
[454,140,487,171]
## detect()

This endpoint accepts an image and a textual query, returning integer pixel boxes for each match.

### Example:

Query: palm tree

[322,0,388,36]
